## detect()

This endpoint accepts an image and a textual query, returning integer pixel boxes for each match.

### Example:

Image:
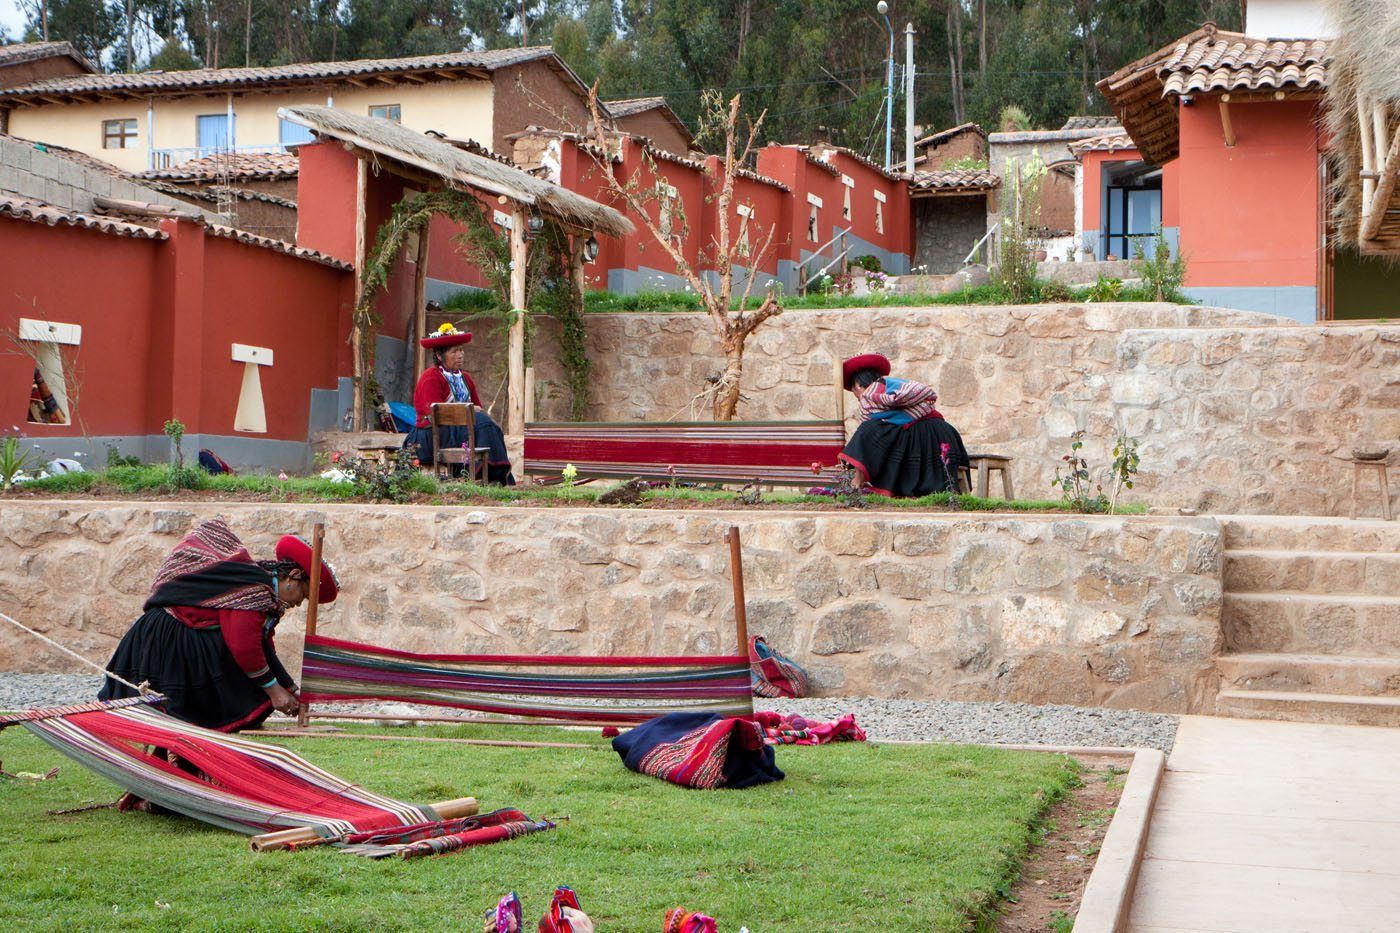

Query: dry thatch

[1324,0,1400,255]
[278,105,632,239]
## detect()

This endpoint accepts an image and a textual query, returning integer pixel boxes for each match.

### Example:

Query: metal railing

[964,221,998,266]
[149,143,291,171]
[797,226,851,294]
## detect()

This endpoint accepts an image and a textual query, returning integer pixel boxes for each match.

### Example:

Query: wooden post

[1361,124,1400,244]
[833,357,846,423]
[570,234,588,302]
[351,157,368,431]
[412,226,430,382]
[296,521,325,728]
[1359,94,1376,211]
[725,525,749,657]
[524,366,536,424]
[1218,96,1236,148]
[507,205,528,447]
[249,796,479,852]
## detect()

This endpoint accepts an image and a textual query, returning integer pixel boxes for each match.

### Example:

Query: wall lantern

[583,235,600,263]
[526,211,545,239]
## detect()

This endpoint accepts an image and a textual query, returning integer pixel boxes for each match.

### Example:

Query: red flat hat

[842,353,891,389]
[274,534,340,603]
[420,324,473,349]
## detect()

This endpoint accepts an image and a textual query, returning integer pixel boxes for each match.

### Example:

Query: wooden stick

[725,525,749,657]
[252,729,595,749]
[268,711,634,729]
[297,522,325,728]
[249,796,479,852]
[412,227,430,380]
[833,357,846,422]
[1218,96,1235,147]
[1361,123,1400,243]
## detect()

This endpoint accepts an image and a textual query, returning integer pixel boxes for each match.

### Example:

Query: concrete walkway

[1128,715,1400,932]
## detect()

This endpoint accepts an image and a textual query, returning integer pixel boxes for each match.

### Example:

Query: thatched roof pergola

[1324,0,1400,256]
[278,105,631,444]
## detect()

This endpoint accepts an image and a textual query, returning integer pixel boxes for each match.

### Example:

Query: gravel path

[1,673,1177,753]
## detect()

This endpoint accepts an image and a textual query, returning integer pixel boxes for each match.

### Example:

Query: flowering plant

[561,463,578,488]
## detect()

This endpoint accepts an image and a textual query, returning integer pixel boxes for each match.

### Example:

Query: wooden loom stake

[297,522,325,728]
[725,525,749,657]
[249,796,479,852]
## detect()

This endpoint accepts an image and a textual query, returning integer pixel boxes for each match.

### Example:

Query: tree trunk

[978,0,987,77]
[713,330,746,421]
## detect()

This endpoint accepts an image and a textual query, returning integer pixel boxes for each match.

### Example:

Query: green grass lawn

[0,723,1078,931]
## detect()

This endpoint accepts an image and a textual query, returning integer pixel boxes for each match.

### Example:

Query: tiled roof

[1061,115,1120,130]
[605,97,667,118]
[141,179,297,208]
[205,224,350,269]
[805,143,904,181]
[1,133,128,177]
[1070,132,1138,156]
[1158,33,1330,96]
[0,40,96,73]
[136,151,301,181]
[0,46,557,103]
[643,141,788,191]
[0,195,167,239]
[914,122,985,147]
[906,169,999,192]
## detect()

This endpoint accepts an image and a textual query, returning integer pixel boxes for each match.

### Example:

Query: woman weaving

[402,323,514,484]
[98,518,339,732]
[838,353,970,497]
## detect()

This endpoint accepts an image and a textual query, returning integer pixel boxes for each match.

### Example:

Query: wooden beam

[1219,96,1236,147]
[401,73,429,84]
[351,157,368,432]
[252,730,592,749]
[412,223,430,381]
[1359,94,1377,210]
[1361,122,1400,244]
[507,204,528,453]
[296,521,325,727]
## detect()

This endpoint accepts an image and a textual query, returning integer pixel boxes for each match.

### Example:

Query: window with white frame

[841,174,854,221]
[102,118,138,149]
[232,344,273,434]
[658,183,678,241]
[807,193,822,242]
[874,189,887,235]
[736,203,753,257]
[369,104,402,123]
[20,318,79,425]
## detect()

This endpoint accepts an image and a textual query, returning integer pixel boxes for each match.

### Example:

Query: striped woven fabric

[301,634,755,724]
[9,700,437,838]
[523,420,847,485]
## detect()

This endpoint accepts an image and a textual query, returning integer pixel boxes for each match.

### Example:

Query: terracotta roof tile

[605,96,668,118]
[0,195,167,239]
[0,40,97,73]
[906,169,1000,191]
[914,122,985,147]
[1061,115,1120,130]
[205,224,349,269]
[1070,132,1138,156]
[1159,33,1330,95]
[136,151,300,181]
[0,47,556,102]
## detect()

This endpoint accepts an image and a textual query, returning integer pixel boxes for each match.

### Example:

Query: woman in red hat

[403,323,514,484]
[98,519,339,732]
[838,353,969,497]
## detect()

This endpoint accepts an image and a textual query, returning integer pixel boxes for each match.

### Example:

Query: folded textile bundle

[612,711,784,789]
[338,807,556,859]
[664,908,717,932]
[754,711,866,746]
[748,636,810,698]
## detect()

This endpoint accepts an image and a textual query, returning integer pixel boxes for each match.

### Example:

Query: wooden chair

[430,402,490,482]
[964,453,1015,499]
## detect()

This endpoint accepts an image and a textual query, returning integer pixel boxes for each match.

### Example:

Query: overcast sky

[2,2,27,43]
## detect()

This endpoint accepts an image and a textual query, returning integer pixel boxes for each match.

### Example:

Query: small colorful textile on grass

[336,807,556,859]
[663,908,718,932]
[612,712,783,790]
[540,886,593,932]
[748,636,810,698]
[484,892,522,933]
[754,710,867,746]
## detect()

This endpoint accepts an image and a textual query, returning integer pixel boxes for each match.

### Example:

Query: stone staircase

[1215,516,1400,726]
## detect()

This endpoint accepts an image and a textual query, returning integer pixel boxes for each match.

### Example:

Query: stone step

[1214,688,1400,727]
[1222,593,1400,656]
[1223,549,1400,596]
[1220,516,1400,553]
[1216,652,1400,697]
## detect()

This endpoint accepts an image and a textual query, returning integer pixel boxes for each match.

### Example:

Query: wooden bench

[523,420,848,486]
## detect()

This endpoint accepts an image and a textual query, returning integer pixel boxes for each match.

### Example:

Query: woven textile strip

[301,634,754,724]
[9,701,436,838]
[523,420,846,485]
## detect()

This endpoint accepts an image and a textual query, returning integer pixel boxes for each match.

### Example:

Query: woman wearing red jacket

[401,323,514,484]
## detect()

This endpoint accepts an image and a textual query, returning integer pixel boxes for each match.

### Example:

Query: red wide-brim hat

[420,329,473,349]
[274,534,340,603]
[842,353,891,389]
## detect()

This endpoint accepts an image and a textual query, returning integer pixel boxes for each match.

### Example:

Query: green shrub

[1082,275,1124,302]
[851,255,883,273]
[1037,279,1074,302]
[998,104,1032,132]
[1133,231,1188,302]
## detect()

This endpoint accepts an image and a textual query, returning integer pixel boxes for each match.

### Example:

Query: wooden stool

[353,434,407,466]
[1349,458,1393,520]
[965,453,1015,500]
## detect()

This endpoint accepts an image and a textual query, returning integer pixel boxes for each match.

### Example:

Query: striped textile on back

[523,419,846,485]
[301,634,755,724]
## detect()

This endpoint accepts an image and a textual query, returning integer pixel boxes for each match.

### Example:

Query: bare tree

[580,87,783,421]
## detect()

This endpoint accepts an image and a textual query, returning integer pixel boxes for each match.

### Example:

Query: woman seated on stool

[403,323,514,484]
[838,353,969,497]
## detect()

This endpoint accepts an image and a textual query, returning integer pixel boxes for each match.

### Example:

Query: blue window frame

[196,113,234,151]
[279,119,316,146]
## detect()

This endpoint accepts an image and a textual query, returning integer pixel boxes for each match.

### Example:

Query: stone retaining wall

[0,502,1222,713]
[456,304,1400,515]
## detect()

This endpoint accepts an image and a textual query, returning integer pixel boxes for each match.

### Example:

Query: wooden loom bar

[296,522,325,727]
[255,730,594,749]
[1361,123,1400,244]
[725,525,750,658]
[249,796,479,852]
[279,712,637,728]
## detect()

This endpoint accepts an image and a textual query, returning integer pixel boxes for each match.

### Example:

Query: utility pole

[878,1,894,170]
[905,22,916,172]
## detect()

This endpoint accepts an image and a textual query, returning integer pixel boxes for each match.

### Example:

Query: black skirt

[839,417,970,498]
[403,411,515,485]
[97,608,285,732]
